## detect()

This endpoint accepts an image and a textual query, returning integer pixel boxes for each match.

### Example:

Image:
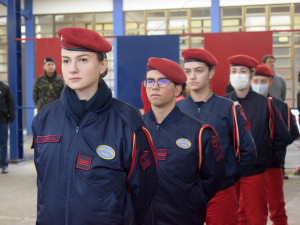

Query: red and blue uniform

[143,106,225,225]
[32,81,158,225]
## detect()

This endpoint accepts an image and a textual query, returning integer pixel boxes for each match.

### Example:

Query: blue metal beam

[25,0,34,135]
[211,0,221,33]
[0,0,6,6]
[7,0,24,161]
[113,0,124,98]
[0,0,31,19]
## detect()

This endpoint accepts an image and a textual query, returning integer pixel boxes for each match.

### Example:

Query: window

[221,7,243,32]
[95,12,113,36]
[125,11,145,36]
[147,10,166,36]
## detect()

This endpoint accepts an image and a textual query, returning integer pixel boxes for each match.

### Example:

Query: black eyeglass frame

[144,78,174,88]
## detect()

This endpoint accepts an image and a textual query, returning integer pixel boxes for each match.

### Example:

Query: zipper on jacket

[152,124,160,225]
[198,108,200,113]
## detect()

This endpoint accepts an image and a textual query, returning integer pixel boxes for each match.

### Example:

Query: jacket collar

[230,87,254,101]
[147,105,182,126]
[187,91,216,104]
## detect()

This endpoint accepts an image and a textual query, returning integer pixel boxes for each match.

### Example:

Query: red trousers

[206,186,239,225]
[267,168,288,225]
[235,172,268,225]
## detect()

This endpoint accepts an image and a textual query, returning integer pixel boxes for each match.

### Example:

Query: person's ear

[100,58,108,73]
[208,69,215,80]
[175,84,182,98]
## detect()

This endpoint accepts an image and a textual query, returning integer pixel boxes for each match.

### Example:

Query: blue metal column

[7,0,24,161]
[25,0,34,135]
[211,0,221,33]
[113,0,124,98]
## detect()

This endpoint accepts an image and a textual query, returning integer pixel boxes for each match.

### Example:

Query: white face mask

[251,83,269,95]
[230,73,250,90]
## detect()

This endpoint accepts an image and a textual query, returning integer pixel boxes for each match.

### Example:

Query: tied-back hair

[96,52,108,78]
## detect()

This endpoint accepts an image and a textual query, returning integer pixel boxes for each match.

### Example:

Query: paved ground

[0,135,300,224]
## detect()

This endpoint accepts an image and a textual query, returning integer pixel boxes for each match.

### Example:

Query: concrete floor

[0,136,300,224]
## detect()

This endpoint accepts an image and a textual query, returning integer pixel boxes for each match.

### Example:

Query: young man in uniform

[31,27,157,225]
[224,54,291,225]
[143,57,225,225]
[177,48,256,225]
[251,65,299,225]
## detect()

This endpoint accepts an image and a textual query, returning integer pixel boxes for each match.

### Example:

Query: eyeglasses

[144,78,172,88]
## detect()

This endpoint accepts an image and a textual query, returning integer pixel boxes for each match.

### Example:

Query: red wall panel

[204,31,273,96]
[35,38,62,77]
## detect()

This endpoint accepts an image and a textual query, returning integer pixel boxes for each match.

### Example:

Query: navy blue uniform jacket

[143,106,225,225]
[31,87,158,225]
[269,95,299,168]
[177,93,256,190]
[225,89,291,176]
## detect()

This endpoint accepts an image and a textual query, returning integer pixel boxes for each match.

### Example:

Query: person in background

[33,57,64,111]
[31,27,157,225]
[224,54,291,225]
[262,54,286,101]
[0,80,15,174]
[177,48,256,225]
[143,57,225,225]
[251,64,299,225]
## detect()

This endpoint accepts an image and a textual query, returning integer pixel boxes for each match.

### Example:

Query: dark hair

[96,52,108,78]
[179,83,186,96]
[184,60,214,71]
[44,57,55,65]
[262,55,276,64]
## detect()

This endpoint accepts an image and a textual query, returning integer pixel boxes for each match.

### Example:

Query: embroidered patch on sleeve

[36,135,61,143]
[211,136,218,147]
[140,151,151,170]
[157,149,167,161]
[243,119,251,132]
[76,155,92,171]
[214,146,223,161]
[277,111,283,121]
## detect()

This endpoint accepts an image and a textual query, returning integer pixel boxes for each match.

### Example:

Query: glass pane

[295,4,300,13]
[270,26,290,31]
[35,33,53,38]
[126,22,138,29]
[147,30,166,35]
[191,37,204,48]
[125,11,144,22]
[203,20,211,27]
[35,24,53,34]
[273,36,290,45]
[246,8,265,14]
[74,22,92,29]
[55,14,72,22]
[275,68,290,77]
[169,19,187,29]
[95,24,103,31]
[0,64,7,72]
[273,47,290,56]
[245,16,265,26]
[104,24,113,30]
[191,20,202,27]
[0,55,6,63]
[0,17,6,26]
[169,29,187,34]
[295,35,300,45]
[0,73,7,82]
[55,24,72,32]
[170,11,187,17]
[202,28,211,33]
[222,7,242,17]
[270,15,291,25]
[246,27,266,31]
[276,58,290,67]
[222,27,242,32]
[95,12,113,23]
[191,28,202,33]
[222,18,242,26]
[126,30,145,36]
[148,12,165,18]
[74,13,92,21]
[0,46,7,54]
[0,26,6,35]
[271,6,290,13]
[192,9,210,17]
[147,20,165,29]
[35,15,52,24]
[180,38,188,49]
[295,15,300,25]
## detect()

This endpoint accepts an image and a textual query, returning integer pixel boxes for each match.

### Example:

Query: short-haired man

[143,57,225,224]
[33,57,64,111]
[251,65,299,225]
[262,54,286,101]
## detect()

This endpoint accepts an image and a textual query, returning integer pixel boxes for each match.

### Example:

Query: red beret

[147,57,187,84]
[228,54,259,68]
[182,48,218,66]
[57,27,112,53]
[255,65,275,78]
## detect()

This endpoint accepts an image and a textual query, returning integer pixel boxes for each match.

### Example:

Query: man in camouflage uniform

[33,57,64,111]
